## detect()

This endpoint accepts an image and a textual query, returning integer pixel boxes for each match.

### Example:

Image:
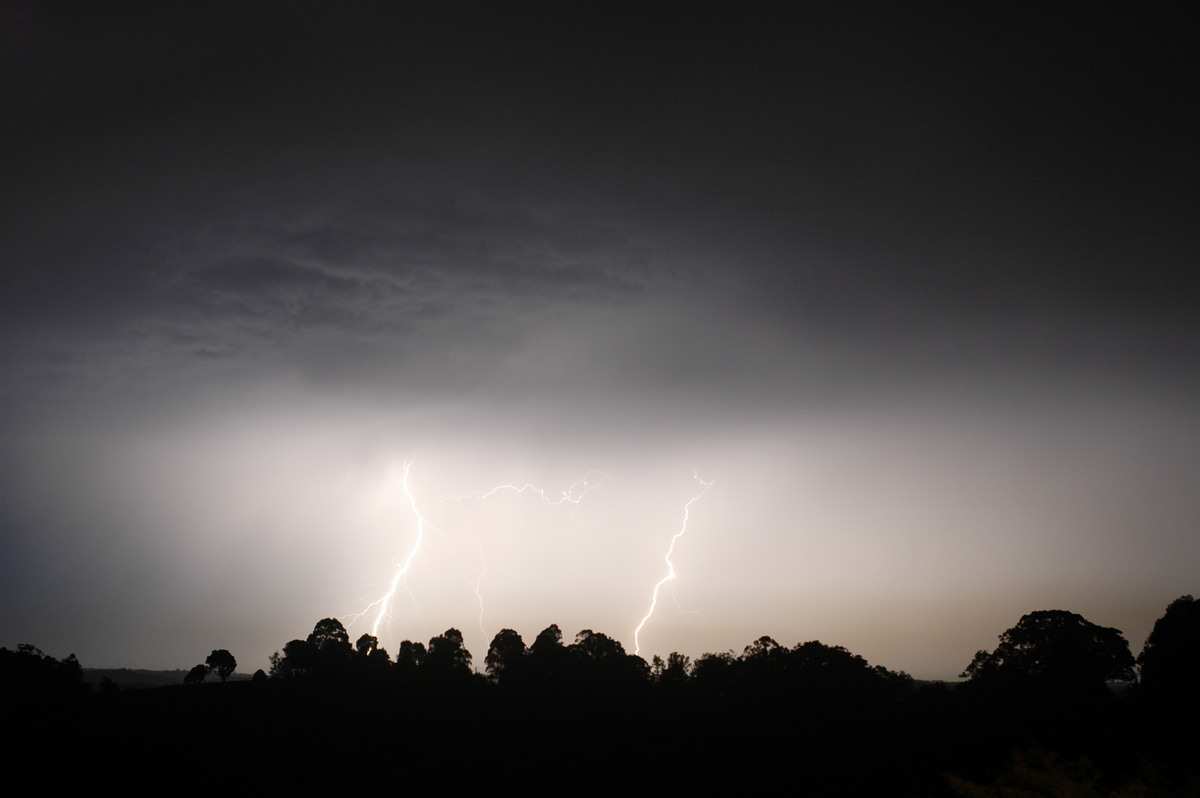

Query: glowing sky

[2,5,1196,679]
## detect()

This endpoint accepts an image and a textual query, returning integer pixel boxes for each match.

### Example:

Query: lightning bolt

[474,568,487,636]
[448,470,606,632]
[448,470,607,510]
[351,465,607,645]
[353,463,710,659]
[348,458,429,638]
[633,471,713,656]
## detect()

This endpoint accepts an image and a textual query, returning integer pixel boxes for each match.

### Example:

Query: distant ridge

[83,668,248,690]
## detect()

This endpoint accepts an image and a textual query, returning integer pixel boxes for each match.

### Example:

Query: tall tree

[205,649,236,682]
[395,640,426,671]
[661,652,691,685]
[570,629,625,661]
[308,618,353,656]
[424,628,472,676]
[269,618,354,677]
[963,609,1135,694]
[1137,595,1200,706]
[485,628,526,682]
[530,624,564,657]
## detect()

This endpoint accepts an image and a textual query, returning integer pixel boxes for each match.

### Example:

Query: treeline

[264,616,916,708]
[3,596,1198,796]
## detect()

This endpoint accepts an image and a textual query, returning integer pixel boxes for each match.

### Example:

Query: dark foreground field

[9,673,1198,796]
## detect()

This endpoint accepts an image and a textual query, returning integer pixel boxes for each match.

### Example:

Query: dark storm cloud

[190,256,363,313]
[148,177,666,369]
[6,3,1194,352]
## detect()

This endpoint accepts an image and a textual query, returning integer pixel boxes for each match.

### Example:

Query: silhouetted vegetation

[962,610,1135,695]
[0,643,85,704]
[184,662,210,683]
[1137,594,1200,708]
[6,598,1199,794]
[205,649,237,681]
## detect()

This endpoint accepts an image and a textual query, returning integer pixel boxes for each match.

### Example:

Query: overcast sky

[2,4,1196,678]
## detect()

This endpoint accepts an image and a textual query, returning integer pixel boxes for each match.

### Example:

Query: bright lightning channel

[448,471,607,632]
[633,472,714,656]
[353,466,607,642]
[448,471,607,510]
[358,458,428,638]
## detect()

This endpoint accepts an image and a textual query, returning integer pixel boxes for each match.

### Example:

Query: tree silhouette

[395,640,427,673]
[1137,595,1200,707]
[524,624,570,687]
[354,634,391,669]
[787,640,912,703]
[530,624,564,657]
[270,618,355,677]
[0,644,86,699]
[660,652,691,685]
[269,638,316,677]
[184,663,210,683]
[691,650,735,687]
[570,629,625,661]
[424,628,472,676]
[355,633,378,656]
[568,629,648,688]
[742,635,784,661]
[485,628,526,683]
[308,618,352,656]
[963,609,1135,695]
[649,653,690,684]
[205,649,236,682]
